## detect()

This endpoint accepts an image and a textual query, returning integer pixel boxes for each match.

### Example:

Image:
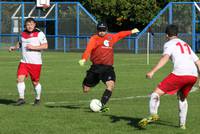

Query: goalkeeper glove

[79,59,86,66]
[131,28,140,34]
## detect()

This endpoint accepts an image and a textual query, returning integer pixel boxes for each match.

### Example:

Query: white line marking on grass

[44,86,199,105]
[45,95,149,105]
[110,95,148,101]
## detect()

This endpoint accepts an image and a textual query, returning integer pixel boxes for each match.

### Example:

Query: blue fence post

[169,3,173,24]
[134,38,138,54]
[64,37,66,52]
[11,3,15,45]
[67,36,70,51]
[55,3,58,50]
[0,3,2,47]
[86,36,89,49]
[192,3,196,52]
[11,18,14,45]
[128,36,131,50]
[150,33,154,50]
[76,3,80,49]
[22,3,24,32]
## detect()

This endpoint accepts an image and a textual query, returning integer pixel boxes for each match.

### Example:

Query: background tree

[80,0,160,32]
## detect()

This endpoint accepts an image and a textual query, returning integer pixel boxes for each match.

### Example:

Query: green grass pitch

[0,51,199,134]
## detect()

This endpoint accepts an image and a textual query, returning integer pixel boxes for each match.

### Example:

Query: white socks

[179,99,188,126]
[149,92,160,115]
[35,83,42,100]
[17,82,42,100]
[17,82,25,99]
[149,92,188,126]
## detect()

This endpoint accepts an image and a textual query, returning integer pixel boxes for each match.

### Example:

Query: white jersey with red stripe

[163,38,199,76]
[20,29,47,64]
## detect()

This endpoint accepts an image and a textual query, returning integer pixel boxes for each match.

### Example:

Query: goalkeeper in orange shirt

[79,22,139,112]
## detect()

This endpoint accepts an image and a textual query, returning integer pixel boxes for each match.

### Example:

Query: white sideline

[44,86,199,105]
[45,95,148,105]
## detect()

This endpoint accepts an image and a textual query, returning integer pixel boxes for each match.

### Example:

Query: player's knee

[180,98,186,102]
[177,91,186,101]
[107,85,114,91]
[33,82,41,87]
[33,81,39,87]
[106,81,115,90]
[17,78,24,83]
[83,89,90,93]
[17,75,26,83]
[83,85,90,93]
[153,87,165,96]
[151,92,160,100]
[178,95,186,102]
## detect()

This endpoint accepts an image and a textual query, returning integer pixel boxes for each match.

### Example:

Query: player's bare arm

[26,43,48,51]
[9,42,20,52]
[146,54,170,79]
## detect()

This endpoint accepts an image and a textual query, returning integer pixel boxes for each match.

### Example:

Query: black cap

[97,22,108,31]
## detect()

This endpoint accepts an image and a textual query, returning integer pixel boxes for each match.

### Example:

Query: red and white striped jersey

[20,29,47,64]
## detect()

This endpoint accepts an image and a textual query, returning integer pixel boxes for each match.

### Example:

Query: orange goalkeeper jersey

[82,31,132,65]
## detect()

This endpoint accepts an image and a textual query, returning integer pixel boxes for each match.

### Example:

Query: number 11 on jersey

[176,42,191,54]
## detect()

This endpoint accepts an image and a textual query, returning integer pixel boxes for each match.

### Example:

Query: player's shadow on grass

[0,98,16,105]
[153,120,178,128]
[45,104,83,110]
[104,115,177,129]
[104,114,142,129]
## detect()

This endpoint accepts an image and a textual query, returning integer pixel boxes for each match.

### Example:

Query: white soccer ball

[89,99,102,112]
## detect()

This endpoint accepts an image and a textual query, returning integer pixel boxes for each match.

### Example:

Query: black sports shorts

[82,64,116,87]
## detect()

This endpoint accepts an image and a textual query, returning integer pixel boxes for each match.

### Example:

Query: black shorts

[83,64,116,87]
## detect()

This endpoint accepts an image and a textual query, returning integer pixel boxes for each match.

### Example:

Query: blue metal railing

[0,3,1,48]
[137,2,200,53]
[1,2,200,53]
[0,34,137,52]
[192,3,196,51]
[0,1,98,51]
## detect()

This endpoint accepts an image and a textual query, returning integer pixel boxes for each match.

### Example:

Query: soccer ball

[89,99,102,112]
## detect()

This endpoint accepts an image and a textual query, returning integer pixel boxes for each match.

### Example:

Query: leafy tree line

[79,0,161,31]
[1,0,200,31]
[79,0,199,32]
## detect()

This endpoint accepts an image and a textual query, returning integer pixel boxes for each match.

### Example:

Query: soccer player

[79,22,139,112]
[138,24,200,129]
[9,18,48,105]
